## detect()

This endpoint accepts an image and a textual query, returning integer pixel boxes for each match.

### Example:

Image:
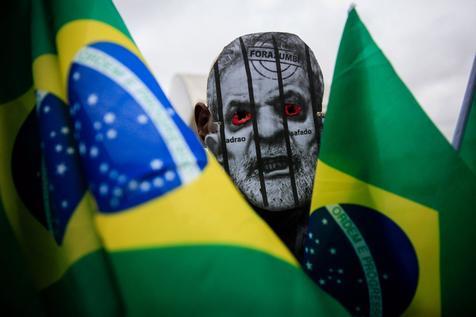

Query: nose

[255,105,284,142]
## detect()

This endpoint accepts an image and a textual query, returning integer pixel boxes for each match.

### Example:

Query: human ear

[194,102,212,141]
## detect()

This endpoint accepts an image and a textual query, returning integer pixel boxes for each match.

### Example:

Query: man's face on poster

[215,52,318,211]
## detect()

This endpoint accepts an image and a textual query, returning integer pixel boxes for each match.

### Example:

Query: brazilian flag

[0,1,122,315]
[2,0,350,315]
[303,9,476,317]
[55,0,348,315]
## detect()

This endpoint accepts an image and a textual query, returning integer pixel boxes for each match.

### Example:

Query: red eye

[232,110,253,126]
[284,103,302,117]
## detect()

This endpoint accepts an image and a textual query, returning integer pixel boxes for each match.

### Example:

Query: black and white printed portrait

[203,32,324,212]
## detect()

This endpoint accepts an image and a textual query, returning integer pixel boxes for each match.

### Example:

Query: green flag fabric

[1,0,349,316]
[459,94,476,174]
[0,193,44,316]
[303,8,476,317]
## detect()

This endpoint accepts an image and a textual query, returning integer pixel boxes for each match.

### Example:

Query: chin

[248,194,305,212]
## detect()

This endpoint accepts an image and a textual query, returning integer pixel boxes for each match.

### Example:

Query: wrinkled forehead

[207,32,323,118]
[208,32,316,118]
[218,32,308,79]
[219,61,310,107]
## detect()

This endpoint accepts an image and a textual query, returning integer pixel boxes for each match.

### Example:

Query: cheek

[287,116,317,149]
[288,115,316,136]
[292,134,317,152]
[224,125,253,160]
[226,142,248,161]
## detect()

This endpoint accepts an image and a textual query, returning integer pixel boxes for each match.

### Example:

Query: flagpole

[453,55,476,150]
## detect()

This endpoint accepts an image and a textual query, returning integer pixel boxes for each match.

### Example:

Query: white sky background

[113,0,475,141]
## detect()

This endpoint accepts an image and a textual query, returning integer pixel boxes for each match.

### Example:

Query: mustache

[238,146,306,177]
[229,142,318,210]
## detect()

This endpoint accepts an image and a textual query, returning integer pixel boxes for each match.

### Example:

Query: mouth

[260,156,289,177]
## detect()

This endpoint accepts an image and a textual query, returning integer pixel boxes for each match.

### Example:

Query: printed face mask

[206,32,324,212]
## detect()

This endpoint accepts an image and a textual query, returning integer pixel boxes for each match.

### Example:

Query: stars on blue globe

[35,91,88,244]
[302,204,419,317]
[66,41,208,213]
[305,261,313,271]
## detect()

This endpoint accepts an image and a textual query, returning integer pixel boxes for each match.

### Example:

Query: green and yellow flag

[50,0,347,314]
[0,1,122,315]
[303,9,476,317]
[2,0,349,315]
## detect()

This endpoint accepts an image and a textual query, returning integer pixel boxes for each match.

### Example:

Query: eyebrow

[226,99,251,111]
[266,89,305,106]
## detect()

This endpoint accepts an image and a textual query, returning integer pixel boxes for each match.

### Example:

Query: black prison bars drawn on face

[272,35,300,208]
[239,37,269,207]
